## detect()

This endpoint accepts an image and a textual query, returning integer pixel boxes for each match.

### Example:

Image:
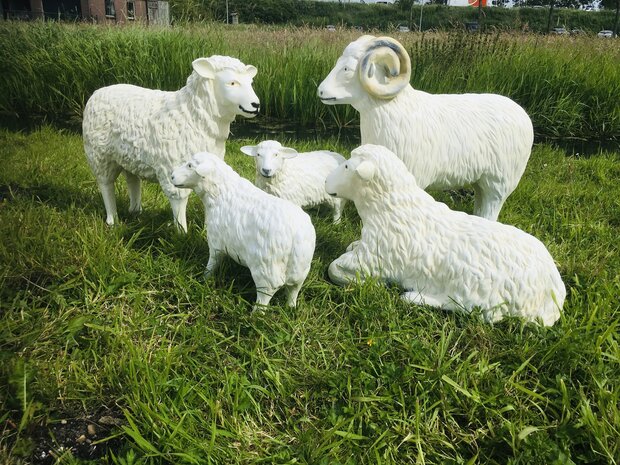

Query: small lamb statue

[171,152,316,308]
[240,140,347,224]
[325,144,565,326]
[83,55,260,232]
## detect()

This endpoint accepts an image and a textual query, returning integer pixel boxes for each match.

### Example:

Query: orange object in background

[468,0,487,6]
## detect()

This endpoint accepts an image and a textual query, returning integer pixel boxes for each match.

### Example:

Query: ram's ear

[245,65,258,78]
[355,160,376,181]
[195,160,215,178]
[240,145,257,156]
[192,58,216,79]
[279,147,298,159]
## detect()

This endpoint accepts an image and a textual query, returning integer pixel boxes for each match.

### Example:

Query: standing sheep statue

[325,144,565,326]
[83,55,260,232]
[318,35,534,221]
[240,140,347,223]
[171,152,316,308]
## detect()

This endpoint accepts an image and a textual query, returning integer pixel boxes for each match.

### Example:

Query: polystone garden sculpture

[83,55,260,232]
[241,140,347,224]
[318,35,534,221]
[171,152,316,309]
[325,144,565,326]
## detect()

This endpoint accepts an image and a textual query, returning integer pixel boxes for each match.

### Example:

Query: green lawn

[1,126,619,464]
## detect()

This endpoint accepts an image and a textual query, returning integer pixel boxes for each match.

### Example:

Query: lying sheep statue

[240,140,347,224]
[83,55,260,232]
[171,152,316,308]
[318,35,534,221]
[325,144,565,326]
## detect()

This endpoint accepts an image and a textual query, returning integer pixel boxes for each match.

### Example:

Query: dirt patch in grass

[7,408,125,464]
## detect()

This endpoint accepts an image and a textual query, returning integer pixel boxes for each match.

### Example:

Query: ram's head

[317,36,411,106]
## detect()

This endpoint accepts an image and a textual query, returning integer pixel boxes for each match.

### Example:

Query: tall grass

[1,21,619,139]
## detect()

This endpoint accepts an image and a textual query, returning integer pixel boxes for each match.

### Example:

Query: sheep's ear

[245,65,258,78]
[195,160,215,177]
[355,160,376,181]
[279,147,298,159]
[192,58,216,79]
[240,145,257,156]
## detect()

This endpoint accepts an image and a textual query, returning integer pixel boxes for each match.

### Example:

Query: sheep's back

[206,183,314,269]
[83,84,219,180]
[360,88,533,190]
[267,151,344,207]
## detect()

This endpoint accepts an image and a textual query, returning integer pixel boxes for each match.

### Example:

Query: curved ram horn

[359,36,411,99]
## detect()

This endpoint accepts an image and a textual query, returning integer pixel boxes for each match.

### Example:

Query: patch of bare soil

[27,409,124,464]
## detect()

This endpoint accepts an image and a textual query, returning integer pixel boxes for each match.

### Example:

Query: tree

[600,0,619,37]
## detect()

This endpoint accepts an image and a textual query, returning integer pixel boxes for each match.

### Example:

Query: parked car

[326,25,336,32]
[397,25,410,33]
[597,30,614,38]
[570,29,585,35]
[551,27,569,35]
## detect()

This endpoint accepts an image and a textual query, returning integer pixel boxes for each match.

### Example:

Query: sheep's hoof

[252,305,267,315]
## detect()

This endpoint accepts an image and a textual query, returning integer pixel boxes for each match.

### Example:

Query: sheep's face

[213,68,260,118]
[241,141,298,178]
[171,152,217,189]
[317,54,365,106]
[171,160,203,189]
[325,156,377,202]
[192,58,260,118]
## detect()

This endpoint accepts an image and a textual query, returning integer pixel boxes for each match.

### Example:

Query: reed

[0,21,618,139]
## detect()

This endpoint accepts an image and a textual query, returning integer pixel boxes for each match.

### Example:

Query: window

[105,0,115,17]
[126,0,135,19]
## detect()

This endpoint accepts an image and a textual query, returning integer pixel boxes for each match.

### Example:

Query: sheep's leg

[285,281,303,308]
[97,180,118,226]
[401,290,450,309]
[252,271,284,310]
[345,240,360,253]
[124,171,142,215]
[168,195,190,233]
[473,183,507,222]
[253,285,278,310]
[328,254,362,286]
[204,250,225,279]
[332,200,344,224]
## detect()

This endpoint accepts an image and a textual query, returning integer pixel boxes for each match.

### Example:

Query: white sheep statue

[171,152,316,308]
[325,144,565,326]
[240,140,347,224]
[82,55,260,232]
[318,35,534,221]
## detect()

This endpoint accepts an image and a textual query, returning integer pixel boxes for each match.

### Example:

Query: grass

[1,22,619,139]
[1,126,619,464]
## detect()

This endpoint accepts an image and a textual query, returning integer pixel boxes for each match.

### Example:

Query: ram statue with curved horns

[318,35,534,221]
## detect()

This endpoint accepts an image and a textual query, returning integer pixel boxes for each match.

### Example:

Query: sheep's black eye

[188,162,193,168]
[344,164,348,169]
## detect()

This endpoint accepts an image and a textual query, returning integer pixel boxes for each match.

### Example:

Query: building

[1,0,169,24]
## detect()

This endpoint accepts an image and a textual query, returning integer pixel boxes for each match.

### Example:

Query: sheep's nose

[261,168,272,177]
[251,102,260,109]
[318,89,323,97]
